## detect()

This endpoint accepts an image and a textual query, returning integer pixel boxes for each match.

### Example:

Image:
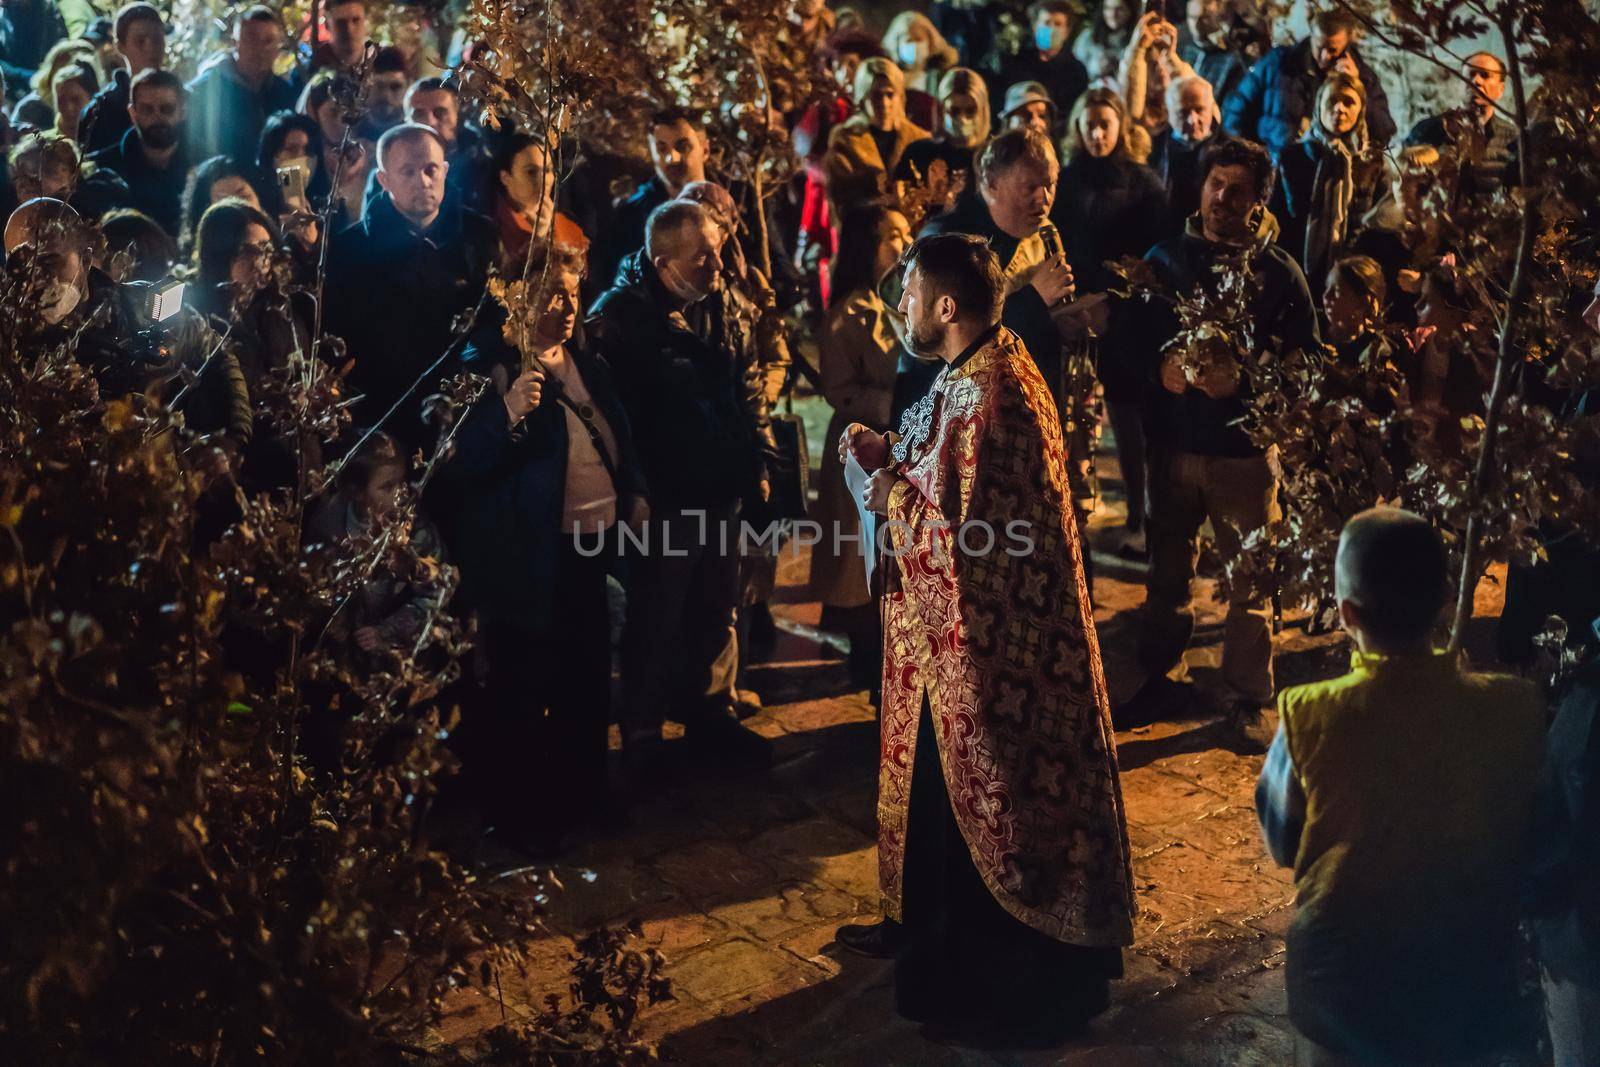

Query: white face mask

[897,39,927,69]
[946,114,982,144]
[662,261,712,304]
[40,279,82,324]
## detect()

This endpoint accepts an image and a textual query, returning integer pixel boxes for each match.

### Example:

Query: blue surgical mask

[1035,25,1065,53]
[897,39,927,69]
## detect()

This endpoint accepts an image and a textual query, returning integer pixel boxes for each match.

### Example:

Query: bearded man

[834,233,1134,1045]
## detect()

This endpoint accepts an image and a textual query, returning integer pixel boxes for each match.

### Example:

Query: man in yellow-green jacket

[1256,508,1545,1065]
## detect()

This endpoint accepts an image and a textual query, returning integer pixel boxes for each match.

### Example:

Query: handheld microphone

[1039,221,1065,261]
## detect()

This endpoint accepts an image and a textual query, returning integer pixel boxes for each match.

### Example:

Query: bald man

[1404,51,1517,195]
[1148,74,1236,230]
[4,196,95,327]
[324,121,495,448]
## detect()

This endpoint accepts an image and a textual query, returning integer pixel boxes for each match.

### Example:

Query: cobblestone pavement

[438,429,1506,1066]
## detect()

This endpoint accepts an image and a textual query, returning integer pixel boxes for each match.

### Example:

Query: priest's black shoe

[834,918,903,958]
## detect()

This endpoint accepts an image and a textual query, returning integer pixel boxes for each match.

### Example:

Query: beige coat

[810,288,903,609]
[823,113,932,216]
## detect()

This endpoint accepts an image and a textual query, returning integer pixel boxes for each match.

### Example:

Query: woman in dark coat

[192,198,318,492]
[443,244,646,855]
[1052,86,1167,551]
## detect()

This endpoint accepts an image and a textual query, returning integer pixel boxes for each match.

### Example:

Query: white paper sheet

[843,453,880,589]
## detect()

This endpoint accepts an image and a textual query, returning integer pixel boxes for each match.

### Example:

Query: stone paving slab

[455,436,1513,1065]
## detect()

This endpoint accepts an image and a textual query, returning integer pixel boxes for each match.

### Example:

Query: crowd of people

[4,0,1600,1060]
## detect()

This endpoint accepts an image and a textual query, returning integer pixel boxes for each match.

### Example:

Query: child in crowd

[308,431,447,668]
[1257,507,1545,1064]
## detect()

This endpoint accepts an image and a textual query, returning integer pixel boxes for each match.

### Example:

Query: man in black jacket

[916,127,1103,581]
[185,5,298,166]
[917,127,1074,410]
[588,107,709,298]
[1404,52,1517,197]
[1117,138,1319,747]
[360,77,490,215]
[78,2,165,155]
[589,199,770,777]
[325,123,495,449]
[1176,0,1245,106]
[993,1,1089,127]
[293,0,370,88]
[1148,74,1234,233]
[85,69,191,236]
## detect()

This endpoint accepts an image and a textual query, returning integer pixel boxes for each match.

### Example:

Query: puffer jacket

[1222,38,1395,154]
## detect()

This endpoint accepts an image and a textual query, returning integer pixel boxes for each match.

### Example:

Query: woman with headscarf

[893,66,989,212]
[1271,70,1397,297]
[881,11,960,130]
[824,56,932,218]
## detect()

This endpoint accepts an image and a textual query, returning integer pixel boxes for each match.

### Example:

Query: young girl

[1323,254,1393,372]
[310,431,446,665]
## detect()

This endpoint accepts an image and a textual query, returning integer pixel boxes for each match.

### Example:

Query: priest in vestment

[837,233,1134,1044]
